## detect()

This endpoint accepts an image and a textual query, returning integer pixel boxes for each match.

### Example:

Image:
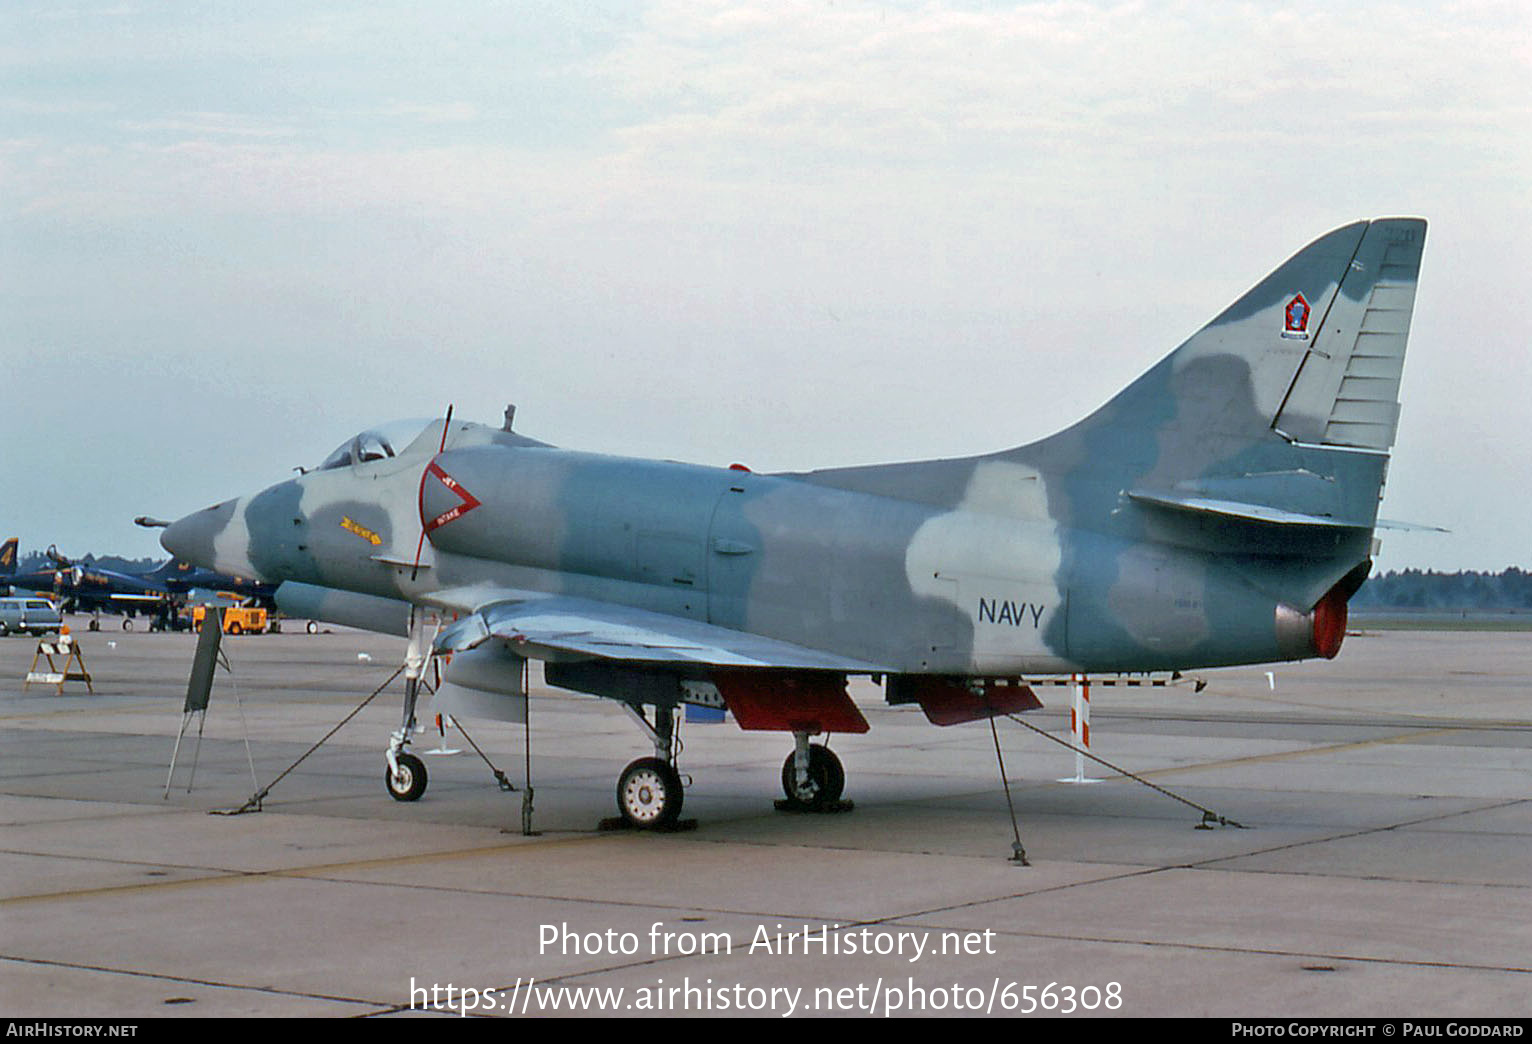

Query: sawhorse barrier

[24,633,93,695]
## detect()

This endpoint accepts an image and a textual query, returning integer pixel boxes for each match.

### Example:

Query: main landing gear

[608,711,852,827]
[777,732,849,813]
[617,757,684,829]
[609,704,691,831]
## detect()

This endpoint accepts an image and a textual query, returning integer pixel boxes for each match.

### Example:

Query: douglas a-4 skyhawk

[162,218,1427,829]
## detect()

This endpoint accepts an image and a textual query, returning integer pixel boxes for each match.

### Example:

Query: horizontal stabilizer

[1128,489,1372,530]
[1375,517,1450,534]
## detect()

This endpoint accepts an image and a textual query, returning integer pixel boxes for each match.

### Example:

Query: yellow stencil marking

[341,516,382,546]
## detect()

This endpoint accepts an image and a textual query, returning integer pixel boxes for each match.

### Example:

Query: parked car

[0,597,64,637]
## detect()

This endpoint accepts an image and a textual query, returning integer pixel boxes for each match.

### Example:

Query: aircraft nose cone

[162,500,239,571]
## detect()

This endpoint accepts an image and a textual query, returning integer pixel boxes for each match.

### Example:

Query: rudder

[1272,218,1427,451]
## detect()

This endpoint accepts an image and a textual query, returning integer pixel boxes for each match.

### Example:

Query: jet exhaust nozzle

[1275,586,1350,661]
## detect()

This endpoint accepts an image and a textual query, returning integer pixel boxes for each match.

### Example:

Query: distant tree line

[1352,568,1532,610]
[14,550,164,576]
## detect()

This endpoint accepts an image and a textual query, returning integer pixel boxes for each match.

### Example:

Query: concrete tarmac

[1,620,1529,1018]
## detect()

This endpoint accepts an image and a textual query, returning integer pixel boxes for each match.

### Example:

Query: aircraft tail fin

[797,218,1427,569]
[1016,219,1427,534]
[1039,218,1426,457]
[0,538,16,577]
[144,559,188,584]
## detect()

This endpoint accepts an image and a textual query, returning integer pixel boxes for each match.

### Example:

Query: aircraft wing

[427,589,889,673]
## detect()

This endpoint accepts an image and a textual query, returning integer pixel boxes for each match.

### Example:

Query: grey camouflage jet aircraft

[161,217,1427,829]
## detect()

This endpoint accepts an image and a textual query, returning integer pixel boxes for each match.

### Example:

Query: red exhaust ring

[1311,585,1349,660]
[1274,566,1366,662]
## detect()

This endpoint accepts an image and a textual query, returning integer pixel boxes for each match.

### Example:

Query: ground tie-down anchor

[508,656,539,833]
[1003,712,1246,832]
[989,710,1031,866]
[520,785,536,837]
[213,664,406,816]
[216,787,267,817]
[516,657,539,837]
[445,714,518,793]
[1197,811,1244,831]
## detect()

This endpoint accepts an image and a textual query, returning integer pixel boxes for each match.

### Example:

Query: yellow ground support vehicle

[191,605,269,635]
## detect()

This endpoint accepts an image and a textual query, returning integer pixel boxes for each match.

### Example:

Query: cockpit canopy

[317,418,435,471]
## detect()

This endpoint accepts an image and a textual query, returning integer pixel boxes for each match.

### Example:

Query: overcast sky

[2,1,1528,571]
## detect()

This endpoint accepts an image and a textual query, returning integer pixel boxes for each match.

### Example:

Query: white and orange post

[1058,674,1103,784]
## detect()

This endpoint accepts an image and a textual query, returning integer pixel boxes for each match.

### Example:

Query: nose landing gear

[386,751,428,802]
[384,608,430,802]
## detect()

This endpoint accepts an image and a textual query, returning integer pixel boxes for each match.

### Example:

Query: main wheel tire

[121,618,134,631]
[227,621,242,635]
[386,752,428,801]
[781,744,845,809]
[616,757,684,829]
[306,620,319,635]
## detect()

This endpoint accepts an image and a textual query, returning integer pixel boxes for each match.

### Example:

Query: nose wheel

[386,752,428,801]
